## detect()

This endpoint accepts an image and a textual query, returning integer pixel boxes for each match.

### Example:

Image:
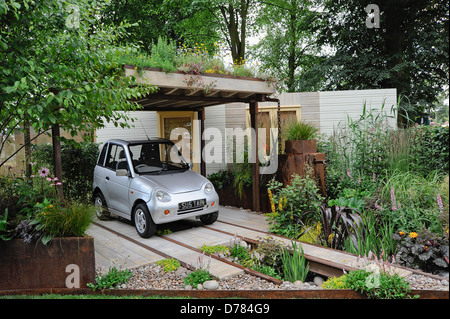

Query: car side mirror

[116,169,130,177]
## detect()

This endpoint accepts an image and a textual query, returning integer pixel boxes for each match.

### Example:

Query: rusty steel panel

[0,237,95,290]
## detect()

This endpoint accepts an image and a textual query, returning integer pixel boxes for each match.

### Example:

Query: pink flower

[391,187,398,211]
[347,169,352,179]
[437,193,444,214]
[39,167,50,177]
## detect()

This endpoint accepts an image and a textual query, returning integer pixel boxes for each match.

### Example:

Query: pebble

[116,263,449,292]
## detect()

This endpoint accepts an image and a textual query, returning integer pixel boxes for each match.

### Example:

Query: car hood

[140,170,208,194]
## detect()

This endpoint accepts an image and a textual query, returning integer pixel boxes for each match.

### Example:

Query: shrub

[156,258,181,272]
[393,229,449,275]
[267,174,324,238]
[183,269,213,289]
[87,266,132,291]
[32,142,100,202]
[31,200,95,245]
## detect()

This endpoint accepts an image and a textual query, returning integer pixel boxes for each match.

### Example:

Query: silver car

[93,138,219,238]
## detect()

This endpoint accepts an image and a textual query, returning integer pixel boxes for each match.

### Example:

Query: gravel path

[116,263,449,291]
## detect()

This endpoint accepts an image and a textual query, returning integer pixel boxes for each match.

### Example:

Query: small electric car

[92,138,219,238]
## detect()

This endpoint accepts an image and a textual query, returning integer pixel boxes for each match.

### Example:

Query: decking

[86,206,412,279]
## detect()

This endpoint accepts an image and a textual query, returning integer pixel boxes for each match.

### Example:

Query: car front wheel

[93,192,111,220]
[200,212,219,225]
[133,203,156,238]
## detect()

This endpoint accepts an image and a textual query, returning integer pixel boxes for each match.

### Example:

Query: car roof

[106,138,172,146]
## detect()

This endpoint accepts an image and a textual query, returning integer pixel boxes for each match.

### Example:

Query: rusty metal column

[198,108,206,177]
[249,101,260,212]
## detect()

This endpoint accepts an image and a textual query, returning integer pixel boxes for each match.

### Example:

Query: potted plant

[284,120,318,154]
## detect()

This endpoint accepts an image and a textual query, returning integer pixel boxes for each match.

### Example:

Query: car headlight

[155,190,171,202]
[204,183,213,194]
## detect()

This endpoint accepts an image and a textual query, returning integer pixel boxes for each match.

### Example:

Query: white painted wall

[318,88,397,135]
[94,111,158,146]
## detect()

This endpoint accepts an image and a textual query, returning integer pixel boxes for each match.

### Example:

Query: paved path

[86,206,412,279]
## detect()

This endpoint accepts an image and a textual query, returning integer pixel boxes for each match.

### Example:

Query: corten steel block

[285,140,317,154]
[0,237,95,290]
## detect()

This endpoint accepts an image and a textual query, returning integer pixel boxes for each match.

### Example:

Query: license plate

[178,199,206,211]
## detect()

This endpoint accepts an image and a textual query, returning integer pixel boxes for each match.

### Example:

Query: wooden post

[52,124,64,200]
[198,108,206,177]
[249,101,260,212]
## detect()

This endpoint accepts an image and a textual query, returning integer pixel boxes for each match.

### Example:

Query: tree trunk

[52,124,64,201]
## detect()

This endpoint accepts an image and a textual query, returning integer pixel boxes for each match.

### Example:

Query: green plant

[393,229,449,274]
[183,269,213,289]
[156,258,181,272]
[343,210,397,261]
[200,244,230,255]
[380,170,444,233]
[253,236,285,276]
[322,275,347,289]
[229,243,251,262]
[344,269,415,299]
[31,142,100,202]
[87,266,132,291]
[267,174,324,238]
[319,204,364,251]
[31,200,95,245]
[284,120,318,140]
[281,241,309,283]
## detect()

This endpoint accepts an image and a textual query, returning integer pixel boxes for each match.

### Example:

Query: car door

[103,143,132,216]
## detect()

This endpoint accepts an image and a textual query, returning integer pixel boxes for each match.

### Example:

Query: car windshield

[128,141,189,174]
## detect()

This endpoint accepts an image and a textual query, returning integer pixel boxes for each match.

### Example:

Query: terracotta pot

[0,236,95,290]
[285,140,317,154]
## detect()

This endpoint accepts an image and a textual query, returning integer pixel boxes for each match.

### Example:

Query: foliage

[343,269,415,299]
[200,244,230,256]
[322,275,347,289]
[156,258,181,272]
[281,241,309,283]
[379,170,445,233]
[207,170,233,190]
[393,229,449,275]
[251,0,323,92]
[0,0,154,170]
[253,236,285,276]
[267,174,324,238]
[87,266,132,291]
[343,210,397,261]
[319,204,364,251]
[31,142,100,202]
[31,201,95,245]
[183,269,213,289]
[284,120,318,141]
[317,0,449,123]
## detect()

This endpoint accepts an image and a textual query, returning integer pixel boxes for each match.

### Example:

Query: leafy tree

[101,0,221,54]
[251,0,324,92]
[0,0,155,197]
[316,0,449,126]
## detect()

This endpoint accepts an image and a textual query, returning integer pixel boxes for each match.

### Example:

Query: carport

[124,66,278,212]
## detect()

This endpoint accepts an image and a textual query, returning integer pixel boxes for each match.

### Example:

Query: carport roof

[124,65,276,111]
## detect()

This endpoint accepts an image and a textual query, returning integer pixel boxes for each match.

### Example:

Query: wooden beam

[198,108,206,177]
[249,101,260,212]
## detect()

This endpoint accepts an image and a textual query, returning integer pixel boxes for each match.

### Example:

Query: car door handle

[105,176,110,180]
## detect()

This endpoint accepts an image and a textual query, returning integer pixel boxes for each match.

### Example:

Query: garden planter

[0,236,95,290]
[285,140,317,154]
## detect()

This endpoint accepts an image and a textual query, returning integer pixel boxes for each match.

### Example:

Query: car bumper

[147,190,219,224]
